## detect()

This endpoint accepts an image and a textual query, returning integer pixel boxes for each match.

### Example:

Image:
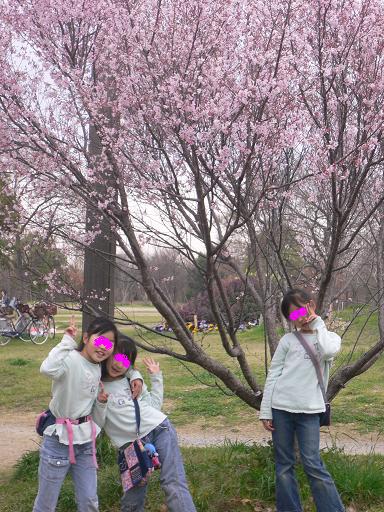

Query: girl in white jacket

[260,288,345,512]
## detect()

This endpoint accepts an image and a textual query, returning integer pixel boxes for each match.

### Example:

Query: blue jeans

[33,434,98,512]
[120,419,196,512]
[271,409,344,512]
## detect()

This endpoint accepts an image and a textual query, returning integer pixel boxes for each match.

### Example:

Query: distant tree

[184,254,207,300]
[1,0,384,410]
[179,277,261,325]
[0,177,17,268]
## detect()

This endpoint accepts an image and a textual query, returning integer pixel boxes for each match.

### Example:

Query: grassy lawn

[1,437,384,512]
[49,304,163,334]
[1,304,383,432]
[1,304,383,511]
[328,306,384,433]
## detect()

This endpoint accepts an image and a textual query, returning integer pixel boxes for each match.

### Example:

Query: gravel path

[1,412,383,471]
[177,425,384,454]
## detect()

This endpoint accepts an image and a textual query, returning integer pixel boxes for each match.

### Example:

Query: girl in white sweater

[93,335,196,512]
[33,317,142,512]
[260,289,345,512]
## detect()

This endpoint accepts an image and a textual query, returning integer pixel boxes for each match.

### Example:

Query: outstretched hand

[143,357,160,374]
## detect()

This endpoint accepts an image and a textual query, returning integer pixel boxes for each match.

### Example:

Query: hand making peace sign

[97,380,109,403]
[65,314,78,338]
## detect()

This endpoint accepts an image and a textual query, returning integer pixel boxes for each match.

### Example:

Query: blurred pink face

[93,335,114,351]
[106,353,131,378]
[289,307,307,321]
[288,303,310,327]
[114,353,131,368]
[82,331,115,363]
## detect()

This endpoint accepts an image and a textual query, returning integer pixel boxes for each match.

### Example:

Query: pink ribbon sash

[55,415,98,468]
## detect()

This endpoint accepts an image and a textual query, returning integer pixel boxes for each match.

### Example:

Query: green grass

[8,358,30,366]
[51,303,163,333]
[1,304,384,434]
[1,304,384,510]
[1,437,383,511]
[328,306,384,433]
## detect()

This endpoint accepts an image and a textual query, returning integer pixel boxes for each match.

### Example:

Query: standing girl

[93,335,197,512]
[260,288,345,512]
[33,317,122,512]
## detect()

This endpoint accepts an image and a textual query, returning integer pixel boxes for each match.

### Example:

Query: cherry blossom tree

[0,0,384,408]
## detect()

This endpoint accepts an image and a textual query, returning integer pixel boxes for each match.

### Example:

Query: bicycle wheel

[17,314,32,342]
[0,317,13,346]
[30,318,49,345]
[0,334,12,345]
[48,315,56,339]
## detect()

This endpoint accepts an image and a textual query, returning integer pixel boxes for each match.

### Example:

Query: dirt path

[0,412,41,470]
[176,420,384,454]
[1,412,383,471]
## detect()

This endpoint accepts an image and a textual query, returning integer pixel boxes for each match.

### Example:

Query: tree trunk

[12,233,25,301]
[82,122,116,330]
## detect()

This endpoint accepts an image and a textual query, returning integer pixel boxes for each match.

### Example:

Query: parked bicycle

[34,301,56,340]
[0,298,57,346]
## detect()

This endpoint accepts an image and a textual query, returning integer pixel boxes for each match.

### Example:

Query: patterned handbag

[117,397,154,491]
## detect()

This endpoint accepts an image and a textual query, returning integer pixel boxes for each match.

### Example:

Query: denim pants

[272,408,344,512]
[33,434,98,512]
[120,418,196,512]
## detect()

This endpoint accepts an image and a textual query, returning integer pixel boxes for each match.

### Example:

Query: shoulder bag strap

[293,331,327,404]
[127,377,141,437]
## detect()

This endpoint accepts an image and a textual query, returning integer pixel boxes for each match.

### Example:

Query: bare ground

[1,411,384,472]
[175,417,384,455]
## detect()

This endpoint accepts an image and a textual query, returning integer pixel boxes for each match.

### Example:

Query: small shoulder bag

[117,383,154,491]
[35,409,56,436]
[293,331,331,427]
